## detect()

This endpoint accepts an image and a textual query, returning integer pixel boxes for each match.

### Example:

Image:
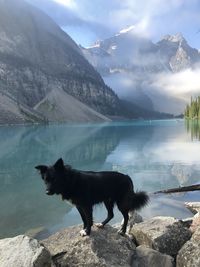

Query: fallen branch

[153,184,200,194]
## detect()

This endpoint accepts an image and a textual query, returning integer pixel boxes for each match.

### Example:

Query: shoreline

[0,202,199,267]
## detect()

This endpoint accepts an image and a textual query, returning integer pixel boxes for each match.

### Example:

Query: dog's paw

[95,223,104,229]
[117,229,126,236]
[79,229,88,237]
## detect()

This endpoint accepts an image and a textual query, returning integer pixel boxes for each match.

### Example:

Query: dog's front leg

[79,206,93,236]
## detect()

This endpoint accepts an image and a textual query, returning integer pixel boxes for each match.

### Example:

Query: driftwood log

[153,184,200,194]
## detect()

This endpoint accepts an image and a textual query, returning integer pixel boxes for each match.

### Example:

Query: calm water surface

[0,119,200,238]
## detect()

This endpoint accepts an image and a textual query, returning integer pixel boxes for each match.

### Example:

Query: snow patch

[86,42,100,49]
[119,25,135,34]
[111,45,117,50]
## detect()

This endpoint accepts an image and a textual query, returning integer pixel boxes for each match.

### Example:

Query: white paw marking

[95,223,104,228]
[80,229,87,236]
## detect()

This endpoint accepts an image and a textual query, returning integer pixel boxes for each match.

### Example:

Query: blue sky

[29,0,200,48]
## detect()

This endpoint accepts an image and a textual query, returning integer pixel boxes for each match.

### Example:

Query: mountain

[83,29,200,74]
[34,88,111,122]
[0,0,121,123]
[157,33,200,72]
[82,28,200,114]
[0,91,45,124]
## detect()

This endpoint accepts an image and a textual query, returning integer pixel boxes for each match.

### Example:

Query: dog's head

[35,158,66,196]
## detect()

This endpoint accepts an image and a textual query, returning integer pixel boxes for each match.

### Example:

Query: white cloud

[151,68,200,99]
[29,0,200,48]
[52,0,76,9]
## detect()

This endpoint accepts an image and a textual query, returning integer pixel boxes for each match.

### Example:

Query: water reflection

[0,120,200,238]
[185,119,200,141]
[0,123,121,237]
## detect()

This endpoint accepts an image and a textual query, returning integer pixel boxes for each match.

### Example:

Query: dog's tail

[130,191,149,210]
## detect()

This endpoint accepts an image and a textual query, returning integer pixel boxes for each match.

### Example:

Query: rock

[42,224,136,267]
[190,213,200,233]
[185,202,200,233]
[113,211,143,232]
[131,245,174,267]
[128,211,143,229]
[0,235,52,267]
[194,211,200,218]
[180,217,193,228]
[130,216,192,256]
[176,226,200,267]
[185,202,200,214]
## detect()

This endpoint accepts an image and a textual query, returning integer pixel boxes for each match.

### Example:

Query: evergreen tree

[185,96,200,119]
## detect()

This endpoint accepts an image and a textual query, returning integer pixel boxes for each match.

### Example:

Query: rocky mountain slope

[0,91,45,124]
[83,28,200,114]
[0,0,121,123]
[35,88,111,122]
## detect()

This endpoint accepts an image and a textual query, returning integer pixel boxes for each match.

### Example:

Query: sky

[28,0,200,48]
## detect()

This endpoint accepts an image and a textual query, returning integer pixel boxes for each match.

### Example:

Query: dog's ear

[35,165,48,174]
[54,158,64,171]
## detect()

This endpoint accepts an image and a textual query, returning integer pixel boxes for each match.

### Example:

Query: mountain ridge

[0,0,121,123]
[82,29,200,114]
[0,0,174,123]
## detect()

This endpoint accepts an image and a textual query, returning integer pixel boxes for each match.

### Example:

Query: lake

[0,119,200,239]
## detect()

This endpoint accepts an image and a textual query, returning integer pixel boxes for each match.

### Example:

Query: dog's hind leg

[117,199,129,235]
[96,200,114,228]
[79,206,93,236]
[118,209,129,235]
[76,206,87,230]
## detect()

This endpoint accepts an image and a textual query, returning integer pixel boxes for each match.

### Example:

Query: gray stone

[130,216,192,256]
[185,202,200,214]
[113,211,143,232]
[42,224,136,267]
[131,245,174,267]
[128,211,144,229]
[176,226,200,267]
[0,235,52,267]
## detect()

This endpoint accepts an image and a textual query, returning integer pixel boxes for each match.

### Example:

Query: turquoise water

[0,119,200,239]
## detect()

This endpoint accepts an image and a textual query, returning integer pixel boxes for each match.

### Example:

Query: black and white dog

[35,158,149,236]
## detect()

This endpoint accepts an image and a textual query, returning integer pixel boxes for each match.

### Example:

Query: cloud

[27,0,200,47]
[151,68,200,99]
[103,67,200,115]
[27,0,114,45]
[53,0,76,9]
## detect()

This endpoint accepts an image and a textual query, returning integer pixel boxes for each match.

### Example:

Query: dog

[35,158,149,236]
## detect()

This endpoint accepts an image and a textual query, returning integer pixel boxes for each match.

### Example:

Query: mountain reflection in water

[0,120,199,238]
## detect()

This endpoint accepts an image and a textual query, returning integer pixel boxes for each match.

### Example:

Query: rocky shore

[0,202,199,267]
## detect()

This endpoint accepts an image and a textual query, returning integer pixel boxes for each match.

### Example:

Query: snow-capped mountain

[82,29,200,114]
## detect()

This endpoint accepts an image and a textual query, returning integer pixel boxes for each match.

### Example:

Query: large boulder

[189,212,200,233]
[0,235,52,267]
[132,245,174,267]
[176,225,200,267]
[130,216,192,256]
[185,202,200,232]
[42,225,136,267]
